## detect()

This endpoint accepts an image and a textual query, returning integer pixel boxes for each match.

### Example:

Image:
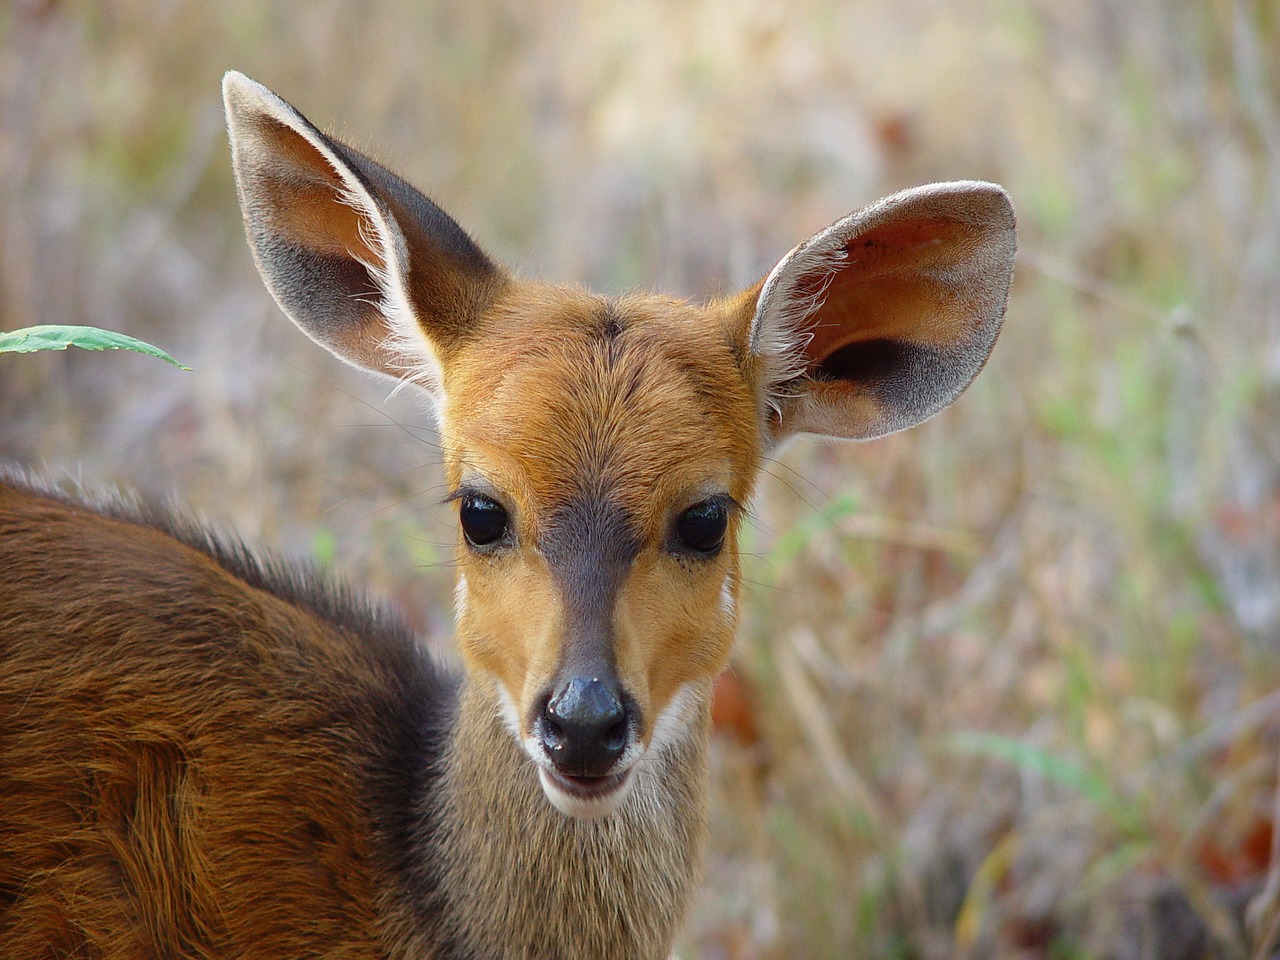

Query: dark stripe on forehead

[541,494,641,676]
[598,303,627,367]
[599,304,626,342]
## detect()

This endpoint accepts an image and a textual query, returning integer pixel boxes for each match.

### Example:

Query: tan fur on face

[443,285,760,740]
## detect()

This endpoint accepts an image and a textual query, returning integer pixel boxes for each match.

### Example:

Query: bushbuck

[0,73,1016,959]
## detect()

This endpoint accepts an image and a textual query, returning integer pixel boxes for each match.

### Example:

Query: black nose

[538,678,629,777]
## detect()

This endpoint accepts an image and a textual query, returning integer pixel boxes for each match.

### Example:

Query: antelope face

[443,289,761,817]
[224,71,1015,821]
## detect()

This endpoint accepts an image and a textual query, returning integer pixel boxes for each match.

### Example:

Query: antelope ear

[222,71,505,404]
[741,181,1015,444]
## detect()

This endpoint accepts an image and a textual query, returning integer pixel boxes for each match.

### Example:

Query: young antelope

[0,73,1015,959]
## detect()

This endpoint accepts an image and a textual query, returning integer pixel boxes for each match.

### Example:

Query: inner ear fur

[222,71,505,399]
[744,181,1016,443]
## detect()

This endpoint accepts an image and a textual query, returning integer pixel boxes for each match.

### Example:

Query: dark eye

[459,495,509,548]
[674,500,728,556]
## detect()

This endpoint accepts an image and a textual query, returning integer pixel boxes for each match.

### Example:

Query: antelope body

[0,73,1015,959]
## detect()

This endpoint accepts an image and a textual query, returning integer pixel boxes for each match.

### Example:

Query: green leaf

[0,325,190,370]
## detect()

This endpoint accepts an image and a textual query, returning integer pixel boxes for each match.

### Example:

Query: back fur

[0,469,451,956]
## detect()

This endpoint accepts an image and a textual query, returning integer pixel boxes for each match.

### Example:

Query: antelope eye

[674,500,728,556]
[459,495,509,548]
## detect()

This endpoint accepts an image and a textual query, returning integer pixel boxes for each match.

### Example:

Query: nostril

[540,709,566,750]
[601,717,627,753]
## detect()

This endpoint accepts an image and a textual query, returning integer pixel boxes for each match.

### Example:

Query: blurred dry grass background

[3,0,1280,957]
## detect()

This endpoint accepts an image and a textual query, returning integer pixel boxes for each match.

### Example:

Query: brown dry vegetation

[3,1,1280,957]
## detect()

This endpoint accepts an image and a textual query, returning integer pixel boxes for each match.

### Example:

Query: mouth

[549,767,629,799]
[537,765,636,819]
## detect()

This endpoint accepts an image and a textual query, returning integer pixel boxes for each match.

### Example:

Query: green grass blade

[0,325,190,370]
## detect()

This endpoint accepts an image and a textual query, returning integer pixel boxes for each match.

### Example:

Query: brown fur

[0,478,414,956]
[0,73,1015,960]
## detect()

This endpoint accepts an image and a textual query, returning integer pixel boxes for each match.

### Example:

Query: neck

[422,678,710,960]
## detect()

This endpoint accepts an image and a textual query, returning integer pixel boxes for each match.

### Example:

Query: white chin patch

[538,767,636,820]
